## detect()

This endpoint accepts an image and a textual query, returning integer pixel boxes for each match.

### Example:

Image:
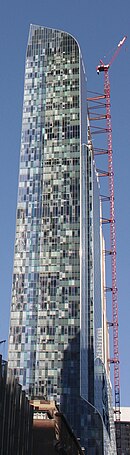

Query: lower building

[31,399,85,454]
[115,407,130,455]
[0,355,33,455]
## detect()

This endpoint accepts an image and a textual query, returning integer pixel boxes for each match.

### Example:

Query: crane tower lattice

[87,35,127,454]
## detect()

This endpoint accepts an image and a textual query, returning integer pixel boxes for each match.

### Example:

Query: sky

[0,0,130,406]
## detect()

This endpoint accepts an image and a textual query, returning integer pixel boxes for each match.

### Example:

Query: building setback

[8,25,116,454]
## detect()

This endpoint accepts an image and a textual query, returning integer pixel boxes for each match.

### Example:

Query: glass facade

[8,24,87,400]
[8,25,116,454]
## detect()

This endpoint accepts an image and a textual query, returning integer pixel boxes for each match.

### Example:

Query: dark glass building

[0,355,32,455]
[8,25,116,453]
[115,408,130,455]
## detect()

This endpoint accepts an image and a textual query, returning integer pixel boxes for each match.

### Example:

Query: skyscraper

[8,25,116,453]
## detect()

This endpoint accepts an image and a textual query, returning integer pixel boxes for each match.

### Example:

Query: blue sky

[0,0,130,406]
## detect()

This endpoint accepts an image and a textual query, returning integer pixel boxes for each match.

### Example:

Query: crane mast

[87,36,127,454]
[96,35,126,420]
[104,67,120,416]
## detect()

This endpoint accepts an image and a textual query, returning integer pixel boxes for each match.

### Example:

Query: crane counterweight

[97,64,109,74]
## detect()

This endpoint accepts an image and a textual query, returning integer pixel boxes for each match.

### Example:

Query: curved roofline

[29,24,86,78]
[29,23,80,50]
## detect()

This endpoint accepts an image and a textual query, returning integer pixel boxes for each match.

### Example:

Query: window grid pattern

[8,26,117,454]
[8,26,81,401]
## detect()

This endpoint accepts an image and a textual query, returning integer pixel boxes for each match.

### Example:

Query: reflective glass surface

[8,25,116,454]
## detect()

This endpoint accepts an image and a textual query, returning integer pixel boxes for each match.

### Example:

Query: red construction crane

[97,36,127,75]
[96,36,127,452]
